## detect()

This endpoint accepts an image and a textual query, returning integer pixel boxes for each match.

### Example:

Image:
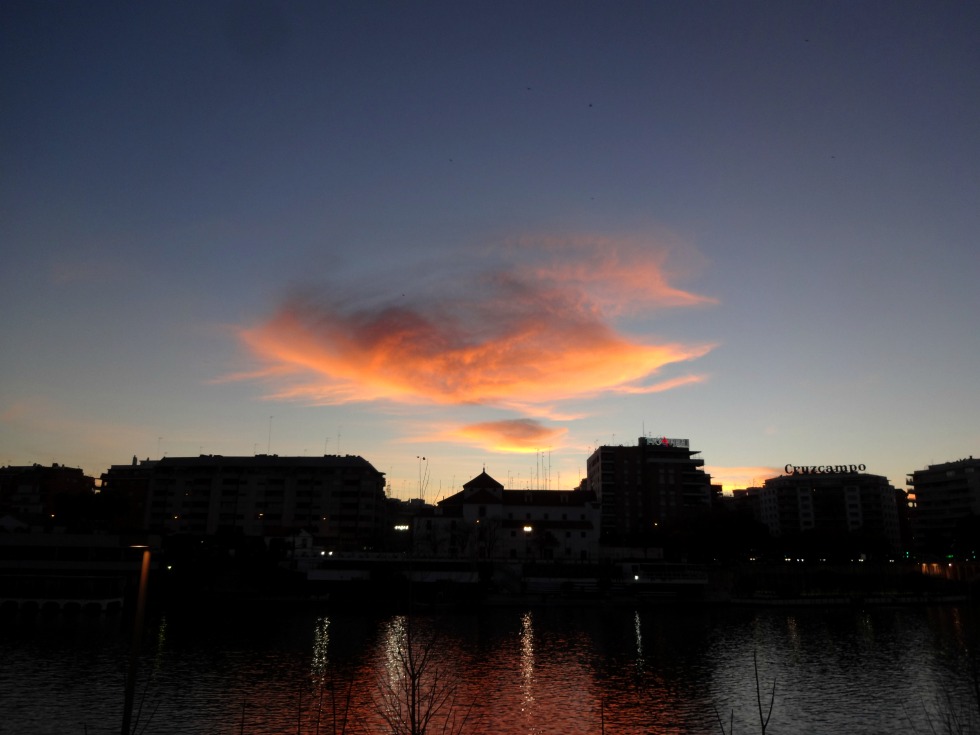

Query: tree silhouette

[373,615,473,735]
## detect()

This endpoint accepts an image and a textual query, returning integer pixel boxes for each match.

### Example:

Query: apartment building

[751,468,901,554]
[0,463,95,527]
[908,456,980,559]
[104,454,387,549]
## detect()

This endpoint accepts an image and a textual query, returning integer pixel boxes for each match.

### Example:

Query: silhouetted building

[0,463,95,528]
[585,436,714,545]
[417,471,600,560]
[894,487,915,557]
[750,469,901,556]
[909,456,980,560]
[99,456,158,532]
[135,454,387,550]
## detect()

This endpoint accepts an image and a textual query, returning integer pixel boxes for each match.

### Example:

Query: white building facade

[413,471,600,561]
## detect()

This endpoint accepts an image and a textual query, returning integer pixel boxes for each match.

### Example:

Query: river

[1,601,977,734]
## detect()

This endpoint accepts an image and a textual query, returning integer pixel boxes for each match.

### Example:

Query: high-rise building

[585,436,714,544]
[908,456,980,559]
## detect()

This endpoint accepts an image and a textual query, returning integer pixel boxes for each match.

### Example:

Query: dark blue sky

[2,1,978,495]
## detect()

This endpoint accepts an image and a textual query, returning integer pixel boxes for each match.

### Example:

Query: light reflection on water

[0,603,977,734]
[520,610,536,732]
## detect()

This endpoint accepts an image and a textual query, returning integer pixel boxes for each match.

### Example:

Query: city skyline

[2,2,978,499]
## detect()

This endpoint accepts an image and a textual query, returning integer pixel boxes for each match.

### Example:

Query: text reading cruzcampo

[785,464,866,475]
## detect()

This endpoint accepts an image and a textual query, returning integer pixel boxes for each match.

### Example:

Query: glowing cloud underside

[458,419,568,452]
[235,238,716,410]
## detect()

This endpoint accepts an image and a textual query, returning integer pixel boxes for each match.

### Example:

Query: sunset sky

[2,1,978,499]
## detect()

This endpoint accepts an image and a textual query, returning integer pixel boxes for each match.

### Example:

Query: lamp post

[121,545,151,735]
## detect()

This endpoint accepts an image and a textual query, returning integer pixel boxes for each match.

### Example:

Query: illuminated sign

[784,464,866,475]
[648,437,689,448]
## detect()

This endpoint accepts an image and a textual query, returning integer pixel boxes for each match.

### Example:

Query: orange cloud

[234,236,716,409]
[617,374,707,394]
[457,419,567,453]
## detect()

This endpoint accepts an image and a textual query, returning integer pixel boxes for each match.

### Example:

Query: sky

[2,1,978,500]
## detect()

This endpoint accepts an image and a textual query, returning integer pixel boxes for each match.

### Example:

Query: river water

[1,601,977,735]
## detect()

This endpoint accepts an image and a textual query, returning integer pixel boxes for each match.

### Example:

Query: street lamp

[121,545,151,735]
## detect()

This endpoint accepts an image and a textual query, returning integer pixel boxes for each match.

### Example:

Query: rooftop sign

[647,437,689,449]
[785,464,866,475]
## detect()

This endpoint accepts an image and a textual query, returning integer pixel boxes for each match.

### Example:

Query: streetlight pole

[121,546,150,735]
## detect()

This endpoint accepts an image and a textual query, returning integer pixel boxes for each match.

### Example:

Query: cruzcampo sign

[784,464,866,475]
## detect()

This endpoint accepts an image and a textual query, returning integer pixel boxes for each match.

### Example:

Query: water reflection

[519,610,537,732]
[380,614,407,681]
[633,610,643,661]
[309,614,348,733]
[312,614,329,685]
[0,604,977,734]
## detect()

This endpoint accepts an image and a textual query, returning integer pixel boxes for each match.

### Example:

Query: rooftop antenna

[417,455,430,502]
[267,416,273,454]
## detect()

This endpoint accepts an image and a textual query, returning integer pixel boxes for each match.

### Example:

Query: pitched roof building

[413,470,600,560]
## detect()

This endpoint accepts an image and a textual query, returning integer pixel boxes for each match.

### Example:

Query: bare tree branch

[373,615,473,735]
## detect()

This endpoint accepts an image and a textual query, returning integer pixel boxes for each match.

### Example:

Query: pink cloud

[509,234,718,315]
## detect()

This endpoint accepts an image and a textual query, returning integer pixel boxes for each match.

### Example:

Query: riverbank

[146,558,976,614]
